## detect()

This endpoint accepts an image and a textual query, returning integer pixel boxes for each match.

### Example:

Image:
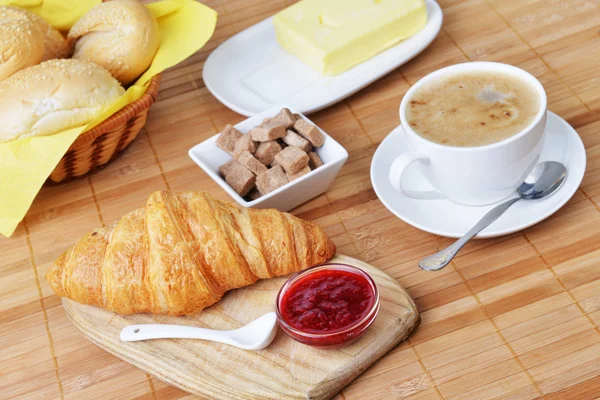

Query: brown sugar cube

[286,165,311,181]
[282,129,312,152]
[273,146,309,174]
[232,134,257,158]
[308,151,324,169]
[215,124,243,155]
[293,119,325,147]
[256,165,289,195]
[249,120,286,142]
[293,113,301,121]
[237,150,268,175]
[269,108,296,129]
[245,188,261,201]
[225,162,256,196]
[218,159,237,178]
[254,141,282,165]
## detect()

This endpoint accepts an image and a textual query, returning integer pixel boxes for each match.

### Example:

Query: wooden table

[3,0,600,399]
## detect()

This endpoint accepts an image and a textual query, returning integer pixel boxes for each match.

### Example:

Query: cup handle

[389,153,446,200]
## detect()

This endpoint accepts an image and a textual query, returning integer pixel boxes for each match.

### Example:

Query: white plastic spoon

[120,312,278,351]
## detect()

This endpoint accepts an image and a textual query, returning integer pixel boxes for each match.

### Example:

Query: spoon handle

[419,197,521,271]
[120,324,230,344]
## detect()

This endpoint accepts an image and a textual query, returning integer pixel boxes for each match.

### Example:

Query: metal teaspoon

[419,161,567,271]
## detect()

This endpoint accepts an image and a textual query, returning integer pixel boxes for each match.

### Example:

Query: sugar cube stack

[215,108,326,199]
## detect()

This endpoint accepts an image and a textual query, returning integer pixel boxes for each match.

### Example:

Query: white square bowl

[188,106,348,211]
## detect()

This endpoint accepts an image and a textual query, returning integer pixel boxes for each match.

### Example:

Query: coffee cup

[389,62,547,206]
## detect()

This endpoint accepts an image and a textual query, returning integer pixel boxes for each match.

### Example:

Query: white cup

[389,62,547,206]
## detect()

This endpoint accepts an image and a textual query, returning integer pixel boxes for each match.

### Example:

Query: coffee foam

[406,72,539,147]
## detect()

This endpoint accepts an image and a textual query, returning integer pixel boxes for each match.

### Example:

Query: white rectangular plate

[203,0,443,116]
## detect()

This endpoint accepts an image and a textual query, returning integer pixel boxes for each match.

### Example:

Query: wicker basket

[49,74,162,183]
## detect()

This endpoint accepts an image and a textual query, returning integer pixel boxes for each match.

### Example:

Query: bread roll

[68,0,160,85]
[0,7,44,80]
[1,6,70,61]
[0,59,125,143]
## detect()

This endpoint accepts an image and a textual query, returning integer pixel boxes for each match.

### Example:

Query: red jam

[280,269,374,333]
[276,263,379,348]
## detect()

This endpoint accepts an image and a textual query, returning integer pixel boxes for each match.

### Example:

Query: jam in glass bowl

[275,263,380,348]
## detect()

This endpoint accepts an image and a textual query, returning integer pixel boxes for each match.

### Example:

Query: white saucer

[203,0,442,117]
[370,111,586,238]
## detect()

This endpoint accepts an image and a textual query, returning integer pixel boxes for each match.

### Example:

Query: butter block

[273,0,428,76]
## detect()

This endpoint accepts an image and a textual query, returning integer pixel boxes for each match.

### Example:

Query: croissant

[46,191,336,316]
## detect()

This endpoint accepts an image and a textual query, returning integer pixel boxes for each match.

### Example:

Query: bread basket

[48,74,161,183]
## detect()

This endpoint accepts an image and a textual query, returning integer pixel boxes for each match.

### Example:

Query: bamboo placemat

[2,0,600,399]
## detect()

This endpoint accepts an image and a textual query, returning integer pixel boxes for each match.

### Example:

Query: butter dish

[188,106,348,211]
[204,0,442,116]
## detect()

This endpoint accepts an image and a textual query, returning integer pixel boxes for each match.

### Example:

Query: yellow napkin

[0,0,217,237]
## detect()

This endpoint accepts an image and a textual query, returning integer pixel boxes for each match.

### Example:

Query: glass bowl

[275,263,380,349]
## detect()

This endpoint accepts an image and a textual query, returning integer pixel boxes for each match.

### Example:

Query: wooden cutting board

[62,254,420,400]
